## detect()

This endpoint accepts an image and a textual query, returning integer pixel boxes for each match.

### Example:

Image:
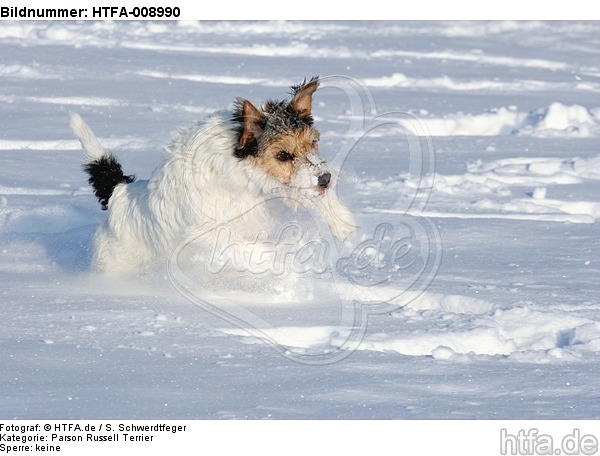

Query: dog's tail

[70,112,135,210]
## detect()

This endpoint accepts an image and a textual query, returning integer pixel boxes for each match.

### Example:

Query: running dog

[71,77,356,273]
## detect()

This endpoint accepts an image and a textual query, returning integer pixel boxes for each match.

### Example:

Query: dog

[70,77,356,274]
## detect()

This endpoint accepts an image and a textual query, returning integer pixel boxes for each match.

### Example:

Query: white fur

[70,112,106,162]
[71,112,356,274]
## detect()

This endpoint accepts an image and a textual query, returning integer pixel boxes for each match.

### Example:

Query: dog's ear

[291,77,319,118]
[239,100,266,147]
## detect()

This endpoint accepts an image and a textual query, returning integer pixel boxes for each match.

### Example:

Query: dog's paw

[331,222,357,241]
[328,209,357,241]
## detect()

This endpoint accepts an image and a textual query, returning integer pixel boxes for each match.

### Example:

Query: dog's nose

[317,172,331,189]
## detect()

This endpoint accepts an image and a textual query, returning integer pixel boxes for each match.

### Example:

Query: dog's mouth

[282,181,328,196]
[287,174,330,197]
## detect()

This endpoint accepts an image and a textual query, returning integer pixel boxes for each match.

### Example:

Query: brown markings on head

[239,100,266,148]
[236,77,322,182]
[249,127,320,183]
[291,78,319,119]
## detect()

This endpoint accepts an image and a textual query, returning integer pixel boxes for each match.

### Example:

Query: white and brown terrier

[71,77,356,274]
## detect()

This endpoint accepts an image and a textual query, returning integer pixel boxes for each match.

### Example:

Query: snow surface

[1,21,600,419]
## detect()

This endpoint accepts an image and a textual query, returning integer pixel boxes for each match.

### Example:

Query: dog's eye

[275,151,294,162]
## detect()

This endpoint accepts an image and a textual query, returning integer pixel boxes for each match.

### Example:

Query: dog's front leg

[314,191,357,241]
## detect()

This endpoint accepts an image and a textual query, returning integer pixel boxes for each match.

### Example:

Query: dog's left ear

[291,77,319,118]
[240,100,266,147]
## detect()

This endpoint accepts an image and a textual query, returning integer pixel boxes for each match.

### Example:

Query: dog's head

[233,77,333,197]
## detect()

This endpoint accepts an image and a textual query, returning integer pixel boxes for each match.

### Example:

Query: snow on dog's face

[234,77,332,197]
